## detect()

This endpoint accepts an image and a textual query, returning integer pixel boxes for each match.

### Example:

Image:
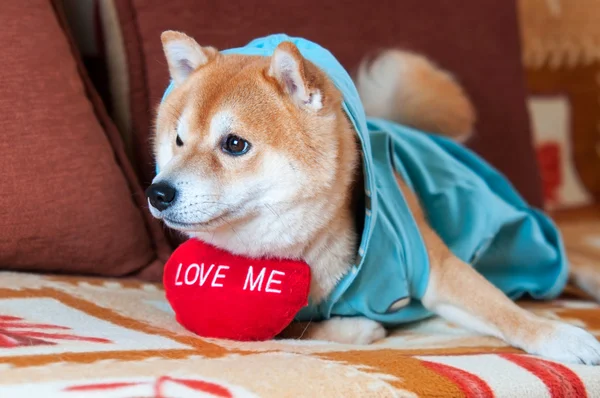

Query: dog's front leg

[422,250,600,364]
[397,177,600,365]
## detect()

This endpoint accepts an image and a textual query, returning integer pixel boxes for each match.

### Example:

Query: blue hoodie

[161,34,567,326]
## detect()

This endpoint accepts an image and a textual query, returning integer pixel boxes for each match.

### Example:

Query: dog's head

[147,32,358,258]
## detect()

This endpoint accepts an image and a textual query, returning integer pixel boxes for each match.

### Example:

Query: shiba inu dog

[147,31,600,365]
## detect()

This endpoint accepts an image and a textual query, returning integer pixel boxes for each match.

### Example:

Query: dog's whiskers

[298,319,314,340]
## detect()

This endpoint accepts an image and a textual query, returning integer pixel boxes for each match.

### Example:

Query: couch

[1,0,599,396]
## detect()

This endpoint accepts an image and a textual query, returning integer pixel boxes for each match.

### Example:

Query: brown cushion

[104,0,543,207]
[0,0,170,278]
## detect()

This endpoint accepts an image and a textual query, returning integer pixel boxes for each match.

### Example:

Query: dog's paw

[526,321,600,365]
[306,317,386,345]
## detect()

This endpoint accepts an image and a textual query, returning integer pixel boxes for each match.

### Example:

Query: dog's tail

[356,50,476,142]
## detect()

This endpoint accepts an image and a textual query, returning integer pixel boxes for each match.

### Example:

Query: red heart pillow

[163,239,311,341]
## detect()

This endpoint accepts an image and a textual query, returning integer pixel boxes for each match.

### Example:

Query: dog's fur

[149,31,600,365]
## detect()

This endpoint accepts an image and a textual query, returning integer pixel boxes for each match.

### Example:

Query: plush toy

[163,238,311,341]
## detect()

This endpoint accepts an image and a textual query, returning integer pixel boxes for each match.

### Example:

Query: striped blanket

[0,211,599,397]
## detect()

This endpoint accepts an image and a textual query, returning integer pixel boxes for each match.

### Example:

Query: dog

[147,31,600,365]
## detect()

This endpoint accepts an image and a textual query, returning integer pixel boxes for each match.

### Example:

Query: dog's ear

[161,31,217,85]
[268,42,323,112]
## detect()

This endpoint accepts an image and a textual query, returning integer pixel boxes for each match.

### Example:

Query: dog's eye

[176,135,184,147]
[221,134,251,156]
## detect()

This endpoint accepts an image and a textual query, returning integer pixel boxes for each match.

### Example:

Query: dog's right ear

[161,31,217,85]
[268,41,323,112]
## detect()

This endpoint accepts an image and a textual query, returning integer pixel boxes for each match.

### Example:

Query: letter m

[243,266,266,291]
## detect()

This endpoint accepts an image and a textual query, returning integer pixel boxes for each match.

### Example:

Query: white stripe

[572,364,600,395]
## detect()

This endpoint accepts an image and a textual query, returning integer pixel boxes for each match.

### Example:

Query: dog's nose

[146,182,177,211]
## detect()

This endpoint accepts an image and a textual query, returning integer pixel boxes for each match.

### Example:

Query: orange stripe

[318,351,465,396]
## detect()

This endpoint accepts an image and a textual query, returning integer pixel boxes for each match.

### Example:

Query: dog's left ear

[268,42,323,112]
[161,31,218,85]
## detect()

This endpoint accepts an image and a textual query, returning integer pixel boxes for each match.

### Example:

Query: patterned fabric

[1,214,600,397]
[519,0,600,209]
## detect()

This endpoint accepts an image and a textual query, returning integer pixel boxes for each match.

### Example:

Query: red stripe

[154,376,232,398]
[0,316,21,321]
[20,331,111,344]
[0,334,18,348]
[421,360,494,397]
[0,322,70,330]
[64,382,142,391]
[501,354,587,398]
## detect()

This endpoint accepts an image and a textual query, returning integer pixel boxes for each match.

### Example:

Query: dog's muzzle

[146,181,177,211]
